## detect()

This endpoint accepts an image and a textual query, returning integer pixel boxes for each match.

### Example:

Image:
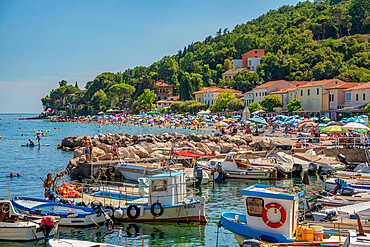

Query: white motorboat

[324,177,370,192]
[197,152,277,180]
[0,200,58,241]
[48,239,122,247]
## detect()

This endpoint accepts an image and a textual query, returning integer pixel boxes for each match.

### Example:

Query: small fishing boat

[324,178,370,192]
[0,200,58,241]
[11,197,109,227]
[198,152,277,180]
[71,172,207,224]
[47,239,122,247]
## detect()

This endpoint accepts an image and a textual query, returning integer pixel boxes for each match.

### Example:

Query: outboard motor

[193,166,203,187]
[241,239,261,247]
[91,200,103,211]
[321,210,337,222]
[41,216,56,240]
[308,163,317,175]
[319,172,329,181]
[309,202,323,212]
[91,201,114,227]
[341,187,355,196]
[337,154,356,170]
[214,163,226,183]
[292,163,303,177]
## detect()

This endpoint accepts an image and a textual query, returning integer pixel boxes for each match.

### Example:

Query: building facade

[156,80,175,101]
[252,80,296,103]
[193,87,242,106]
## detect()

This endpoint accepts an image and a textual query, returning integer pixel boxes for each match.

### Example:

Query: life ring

[150,202,164,217]
[262,202,286,228]
[127,205,140,219]
[2,204,10,214]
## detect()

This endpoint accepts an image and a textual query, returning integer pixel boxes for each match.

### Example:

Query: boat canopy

[174,151,216,158]
[241,184,306,201]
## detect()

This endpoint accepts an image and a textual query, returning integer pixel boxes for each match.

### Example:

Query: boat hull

[112,201,207,224]
[0,222,58,241]
[220,212,293,243]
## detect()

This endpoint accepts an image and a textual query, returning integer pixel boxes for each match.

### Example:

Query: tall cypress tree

[178,71,193,101]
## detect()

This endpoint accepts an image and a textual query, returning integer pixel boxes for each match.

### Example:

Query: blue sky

[0,0,301,113]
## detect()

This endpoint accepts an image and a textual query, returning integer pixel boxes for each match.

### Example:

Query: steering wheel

[2,204,10,214]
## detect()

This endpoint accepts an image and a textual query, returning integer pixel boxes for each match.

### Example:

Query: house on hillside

[297,79,345,114]
[252,80,296,103]
[193,87,243,106]
[222,49,265,80]
[156,80,176,101]
[344,82,370,107]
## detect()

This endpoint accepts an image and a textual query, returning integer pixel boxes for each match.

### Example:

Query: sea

[0,113,324,246]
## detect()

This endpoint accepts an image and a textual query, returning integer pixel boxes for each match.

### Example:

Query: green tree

[227,98,245,111]
[348,0,370,34]
[132,89,156,112]
[260,95,283,111]
[170,101,183,113]
[365,103,370,113]
[90,89,107,112]
[248,101,262,113]
[232,70,263,92]
[178,71,193,100]
[210,91,237,112]
[107,83,135,109]
[58,80,67,87]
[286,98,302,112]
[190,73,203,92]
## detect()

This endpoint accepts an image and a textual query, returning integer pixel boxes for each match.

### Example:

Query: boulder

[97,143,112,153]
[118,147,130,158]
[61,137,74,148]
[129,145,150,158]
[72,136,84,148]
[220,142,235,153]
[99,153,113,160]
[195,142,212,154]
[207,142,221,154]
[73,147,84,158]
[92,147,105,157]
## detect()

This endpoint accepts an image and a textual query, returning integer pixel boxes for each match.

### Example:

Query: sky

[0,0,302,113]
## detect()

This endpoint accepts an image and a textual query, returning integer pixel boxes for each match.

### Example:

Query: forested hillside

[42,0,370,114]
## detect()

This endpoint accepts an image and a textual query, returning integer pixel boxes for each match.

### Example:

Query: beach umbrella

[300,122,316,128]
[248,117,268,125]
[327,121,345,126]
[322,117,331,121]
[320,125,348,133]
[309,117,318,121]
[252,109,265,115]
[316,123,326,128]
[343,122,370,131]
[297,120,314,128]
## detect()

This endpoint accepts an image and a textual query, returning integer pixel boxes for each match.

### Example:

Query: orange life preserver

[262,202,287,228]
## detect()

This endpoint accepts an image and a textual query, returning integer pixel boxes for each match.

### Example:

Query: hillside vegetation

[42,0,370,114]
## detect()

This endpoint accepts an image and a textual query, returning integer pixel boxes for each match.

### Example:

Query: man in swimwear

[36,133,41,146]
[44,173,54,200]
[82,136,91,162]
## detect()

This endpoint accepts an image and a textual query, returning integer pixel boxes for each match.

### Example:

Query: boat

[11,197,110,227]
[0,200,58,241]
[47,239,122,247]
[220,184,370,245]
[197,152,277,180]
[67,172,207,224]
[324,177,370,191]
[312,201,370,222]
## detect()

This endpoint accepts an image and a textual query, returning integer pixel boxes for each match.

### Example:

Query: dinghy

[0,200,58,241]
[12,197,109,227]
[47,239,122,247]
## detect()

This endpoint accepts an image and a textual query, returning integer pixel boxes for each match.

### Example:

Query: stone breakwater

[59,132,288,179]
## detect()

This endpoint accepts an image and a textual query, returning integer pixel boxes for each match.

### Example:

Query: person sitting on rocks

[112,141,119,160]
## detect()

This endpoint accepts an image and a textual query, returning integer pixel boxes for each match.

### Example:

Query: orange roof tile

[326,83,365,90]
[290,81,311,87]
[193,87,242,94]
[156,80,173,87]
[297,79,344,88]
[344,82,370,91]
[268,88,297,94]
[254,80,288,89]
[222,68,246,76]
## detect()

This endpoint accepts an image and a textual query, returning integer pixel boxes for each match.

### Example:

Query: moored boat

[0,200,58,241]
[47,239,123,247]
[11,197,109,227]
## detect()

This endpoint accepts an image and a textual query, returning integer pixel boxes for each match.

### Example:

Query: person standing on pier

[83,136,91,163]
[112,140,119,160]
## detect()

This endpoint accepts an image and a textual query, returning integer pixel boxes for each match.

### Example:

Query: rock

[72,136,84,148]
[235,139,247,146]
[62,137,74,148]
[195,143,212,154]
[63,147,71,152]
[92,147,105,157]
[93,157,99,162]
[220,142,235,153]
[140,142,155,154]
[118,147,130,157]
[67,158,78,170]
[129,145,150,158]
[97,143,112,153]
[207,142,221,154]
[99,153,113,160]
[78,155,86,163]
[73,147,84,158]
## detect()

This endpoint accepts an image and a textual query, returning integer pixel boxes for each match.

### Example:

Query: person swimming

[28,139,34,146]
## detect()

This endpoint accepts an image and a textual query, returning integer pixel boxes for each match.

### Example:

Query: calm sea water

[0,113,324,246]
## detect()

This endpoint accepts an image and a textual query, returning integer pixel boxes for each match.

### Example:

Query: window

[307,99,310,108]
[363,94,366,100]
[151,179,168,192]
[251,66,254,71]
[317,100,319,107]
[259,92,261,96]
[356,94,359,101]
[255,55,258,58]
[300,90,303,96]
[317,88,320,95]
[329,94,334,102]
[246,197,264,217]
[249,60,251,66]
[291,92,293,97]
[255,50,258,54]
[307,89,310,96]
[256,93,257,97]
[346,93,351,102]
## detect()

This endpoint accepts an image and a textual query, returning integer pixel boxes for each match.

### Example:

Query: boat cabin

[148,172,187,206]
[241,184,305,239]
